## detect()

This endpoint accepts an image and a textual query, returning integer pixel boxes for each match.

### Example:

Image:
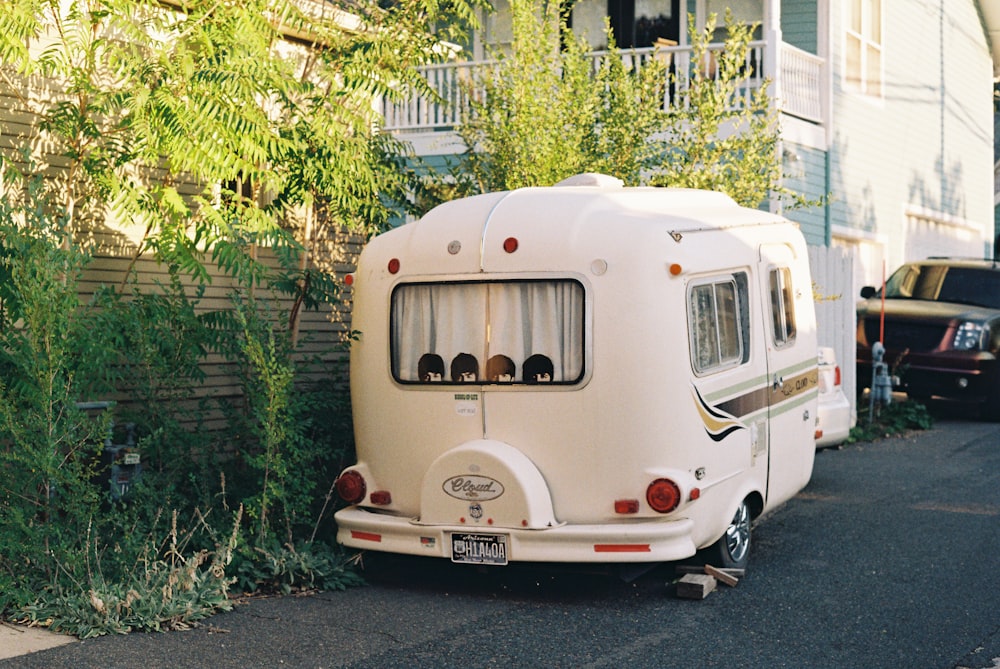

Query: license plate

[450,532,508,566]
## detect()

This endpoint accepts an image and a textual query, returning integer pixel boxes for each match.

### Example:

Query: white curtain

[392,281,584,383]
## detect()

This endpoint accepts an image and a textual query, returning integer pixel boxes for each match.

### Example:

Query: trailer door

[758,243,815,503]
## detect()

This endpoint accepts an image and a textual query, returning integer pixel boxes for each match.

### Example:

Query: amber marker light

[669,263,683,276]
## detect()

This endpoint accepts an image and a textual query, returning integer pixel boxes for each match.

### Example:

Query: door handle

[773,374,784,391]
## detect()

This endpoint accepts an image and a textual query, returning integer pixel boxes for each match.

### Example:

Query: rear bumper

[857,348,997,403]
[816,390,853,447]
[335,506,698,563]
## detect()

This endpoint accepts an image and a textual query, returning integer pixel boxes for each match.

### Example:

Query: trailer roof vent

[554,173,624,189]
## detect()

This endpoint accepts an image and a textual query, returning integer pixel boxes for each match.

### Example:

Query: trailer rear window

[391,280,585,385]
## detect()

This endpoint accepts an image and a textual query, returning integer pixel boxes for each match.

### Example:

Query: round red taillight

[387,258,400,274]
[335,470,367,504]
[646,478,681,513]
[503,237,518,253]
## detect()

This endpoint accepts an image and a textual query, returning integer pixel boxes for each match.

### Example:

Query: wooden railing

[380,40,825,132]
[780,44,824,122]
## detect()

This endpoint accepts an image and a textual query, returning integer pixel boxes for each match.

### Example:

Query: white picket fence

[808,245,858,409]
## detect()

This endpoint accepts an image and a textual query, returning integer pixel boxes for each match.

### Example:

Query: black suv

[856,258,1000,419]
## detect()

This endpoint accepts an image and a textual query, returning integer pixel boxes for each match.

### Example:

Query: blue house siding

[828,0,993,269]
[782,143,828,245]
[780,0,818,53]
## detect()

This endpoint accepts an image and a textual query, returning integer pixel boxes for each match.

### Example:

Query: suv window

[885,264,1000,309]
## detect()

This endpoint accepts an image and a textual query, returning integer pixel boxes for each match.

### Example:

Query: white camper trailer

[334,174,818,569]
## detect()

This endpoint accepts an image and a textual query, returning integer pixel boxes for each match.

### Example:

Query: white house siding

[827,0,994,287]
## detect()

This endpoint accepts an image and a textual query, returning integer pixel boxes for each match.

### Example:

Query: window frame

[768,265,798,348]
[687,272,751,376]
[843,0,883,98]
[389,278,587,387]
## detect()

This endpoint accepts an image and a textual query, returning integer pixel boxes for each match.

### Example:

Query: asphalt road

[3,417,999,669]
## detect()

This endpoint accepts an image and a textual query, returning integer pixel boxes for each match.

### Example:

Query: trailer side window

[769,267,797,346]
[688,273,750,375]
[391,280,585,385]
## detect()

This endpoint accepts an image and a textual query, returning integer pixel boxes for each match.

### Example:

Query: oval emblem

[443,475,504,501]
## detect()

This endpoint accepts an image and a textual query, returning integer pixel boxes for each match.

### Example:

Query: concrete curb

[0,622,75,660]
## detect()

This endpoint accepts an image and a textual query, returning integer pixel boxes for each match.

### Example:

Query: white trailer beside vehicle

[334,173,818,569]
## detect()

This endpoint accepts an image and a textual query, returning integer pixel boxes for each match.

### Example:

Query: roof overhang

[980,0,1000,79]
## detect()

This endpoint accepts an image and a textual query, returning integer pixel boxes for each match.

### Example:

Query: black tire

[702,498,752,570]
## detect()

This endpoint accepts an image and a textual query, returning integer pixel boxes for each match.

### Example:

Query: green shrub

[849,398,934,443]
[0,169,362,635]
[232,539,365,595]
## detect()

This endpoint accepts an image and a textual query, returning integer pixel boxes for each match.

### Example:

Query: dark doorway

[608,0,635,47]
[608,0,681,49]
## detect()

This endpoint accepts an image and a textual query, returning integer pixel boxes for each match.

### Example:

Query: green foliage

[849,398,934,443]
[232,540,364,595]
[0,173,110,584]
[412,3,820,215]
[450,1,665,197]
[0,170,242,637]
[0,0,491,628]
[8,508,241,638]
[645,12,776,207]
[231,294,298,544]
[0,0,488,286]
[0,197,361,626]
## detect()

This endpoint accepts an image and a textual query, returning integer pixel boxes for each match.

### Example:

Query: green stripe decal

[694,365,818,440]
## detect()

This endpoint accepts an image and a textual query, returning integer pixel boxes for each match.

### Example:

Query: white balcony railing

[780,44,824,122]
[381,41,825,133]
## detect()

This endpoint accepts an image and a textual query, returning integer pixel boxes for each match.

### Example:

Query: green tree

[0,0,483,294]
[0,0,484,631]
[422,2,813,211]
[454,0,665,194]
[646,11,797,209]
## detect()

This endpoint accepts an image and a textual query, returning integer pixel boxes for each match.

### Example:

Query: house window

[688,273,750,375]
[221,174,254,204]
[844,0,882,97]
[769,267,797,347]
